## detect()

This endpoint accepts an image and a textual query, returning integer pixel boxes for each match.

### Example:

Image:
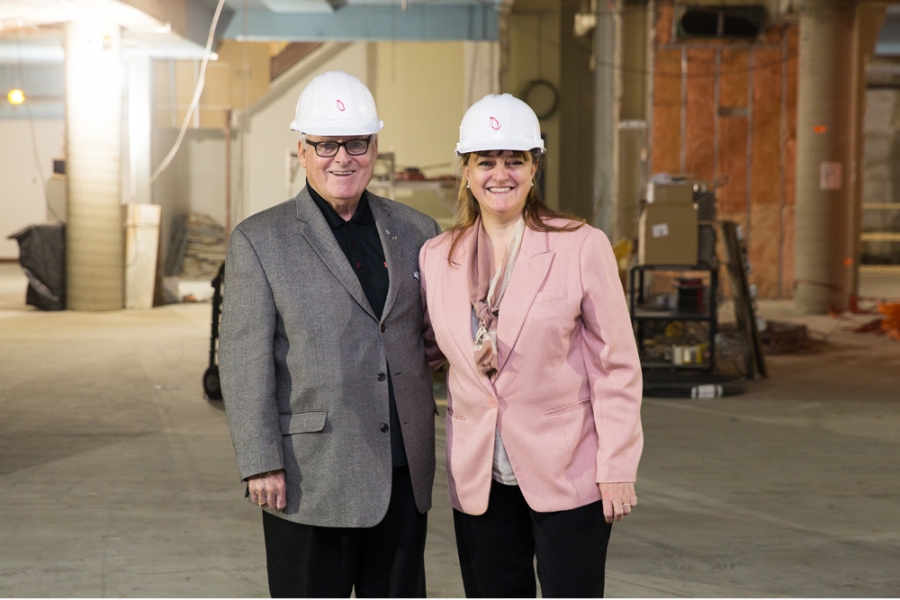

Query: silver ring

[257,500,266,506]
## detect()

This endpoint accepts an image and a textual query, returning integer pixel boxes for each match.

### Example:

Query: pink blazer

[419,220,643,515]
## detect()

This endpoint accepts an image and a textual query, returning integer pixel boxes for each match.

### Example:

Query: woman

[419,93,643,598]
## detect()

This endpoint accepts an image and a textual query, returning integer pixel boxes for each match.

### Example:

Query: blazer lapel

[369,195,400,321]
[497,227,554,374]
[442,228,496,395]
[295,189,377,321]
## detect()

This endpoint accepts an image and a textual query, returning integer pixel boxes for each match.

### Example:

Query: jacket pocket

[543,399,591,416]
[533,287,566,305]
[280,410,327,434]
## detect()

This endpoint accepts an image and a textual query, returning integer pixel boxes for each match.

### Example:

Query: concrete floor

[1,262,899,597]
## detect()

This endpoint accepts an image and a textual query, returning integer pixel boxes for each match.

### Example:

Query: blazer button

[380,324,385,333]
[380,423,390,433]
[377,372,386,381]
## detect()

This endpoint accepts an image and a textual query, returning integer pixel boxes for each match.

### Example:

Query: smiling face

[464,150,537,224]
[298,134,378,215]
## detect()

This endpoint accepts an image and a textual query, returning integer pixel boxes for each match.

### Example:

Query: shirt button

[377,372,386,381]
[380,324,385,333]
[380,423,390,433]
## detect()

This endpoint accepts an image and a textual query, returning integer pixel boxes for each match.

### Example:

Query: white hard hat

[456,93,545,155]
[290,71,383,136]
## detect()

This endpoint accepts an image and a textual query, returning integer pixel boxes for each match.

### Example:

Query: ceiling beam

[222,3,499,42]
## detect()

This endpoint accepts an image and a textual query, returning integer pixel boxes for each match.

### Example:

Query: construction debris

[878,302,900,341]
[165,212,227,280]
[757,320,822,354]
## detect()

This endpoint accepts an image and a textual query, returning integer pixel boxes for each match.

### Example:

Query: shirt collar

[307,180,371,229]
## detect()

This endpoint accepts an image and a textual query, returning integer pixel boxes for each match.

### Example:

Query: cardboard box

[647,182,693,206]
[638,203,699,265]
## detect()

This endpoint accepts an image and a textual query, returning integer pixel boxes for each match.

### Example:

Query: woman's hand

[248,470,287,512]
[599,482,637,523]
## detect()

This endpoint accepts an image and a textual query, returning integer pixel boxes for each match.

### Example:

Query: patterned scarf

[467,216,526,376]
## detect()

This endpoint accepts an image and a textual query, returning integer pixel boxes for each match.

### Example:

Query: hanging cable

[129,0,227,203]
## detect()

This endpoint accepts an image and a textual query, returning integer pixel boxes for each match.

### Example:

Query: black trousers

[453,480,612,598]
[262,466,427,598]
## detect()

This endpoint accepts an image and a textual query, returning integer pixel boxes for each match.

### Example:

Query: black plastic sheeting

[7,223,66,311]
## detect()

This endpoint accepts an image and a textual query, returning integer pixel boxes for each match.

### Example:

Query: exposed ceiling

[0,0,499,117]
[3,0,900,115]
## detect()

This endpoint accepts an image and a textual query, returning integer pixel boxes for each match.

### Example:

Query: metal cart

[203,263,225,400]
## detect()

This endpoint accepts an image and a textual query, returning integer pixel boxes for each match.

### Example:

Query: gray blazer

[220,187,442,528]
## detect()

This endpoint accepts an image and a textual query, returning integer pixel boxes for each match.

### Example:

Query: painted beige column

[794,0,855,313]
[65,21,124,310]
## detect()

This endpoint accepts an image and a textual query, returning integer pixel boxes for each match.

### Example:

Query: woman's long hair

[446,150,584,264]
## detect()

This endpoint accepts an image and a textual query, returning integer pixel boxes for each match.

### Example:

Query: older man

[220,71,442,598]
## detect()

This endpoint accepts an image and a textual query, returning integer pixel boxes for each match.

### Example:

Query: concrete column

[593,0,619,237]
[65,21,124,310]
[620,4,649,244]
[126,55,153,205]
[794,0,856,313]
[558,0,595,221]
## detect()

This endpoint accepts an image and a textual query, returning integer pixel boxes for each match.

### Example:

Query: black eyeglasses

[305,136,372,158]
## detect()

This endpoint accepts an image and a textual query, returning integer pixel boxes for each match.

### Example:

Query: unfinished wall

[861,88,900,264]
[153,40,473,269]
[372,41,466,179]
[651,5,798,299]
[0,119,66,259]
[506,1,562,209]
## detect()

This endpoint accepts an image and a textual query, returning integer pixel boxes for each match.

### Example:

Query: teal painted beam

[221,3,499,41]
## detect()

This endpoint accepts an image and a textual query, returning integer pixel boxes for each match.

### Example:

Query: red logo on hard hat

[336,99,346,112]
[490,117,500,130]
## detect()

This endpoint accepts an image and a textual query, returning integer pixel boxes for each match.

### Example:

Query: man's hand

[599,482,637,523]
[248,470,287,512]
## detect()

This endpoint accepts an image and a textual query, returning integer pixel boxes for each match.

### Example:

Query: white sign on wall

[820,162,842,191]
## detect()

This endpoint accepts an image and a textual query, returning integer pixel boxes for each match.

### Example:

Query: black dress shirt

[308,183,407,467]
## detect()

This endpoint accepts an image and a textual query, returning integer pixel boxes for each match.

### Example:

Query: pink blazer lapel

[496,227,553,374]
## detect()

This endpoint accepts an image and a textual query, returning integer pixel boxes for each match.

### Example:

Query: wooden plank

[685,48,716,181]
[783,25,799,298]
[862,203,900,210]
[216,41,271,110]
[859,264,900,273]
[748,202,781,298]
[784,24,798,211]
[721,220,767,379]
[655,3,674,45]
[652,48,683,175]
[270,42,321,81]
[861,232,900,242]
[780,204,795,300]
[748,47,783,298]
[750,47,782,208]
[719,48,748,109]
[717,117,748,215]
